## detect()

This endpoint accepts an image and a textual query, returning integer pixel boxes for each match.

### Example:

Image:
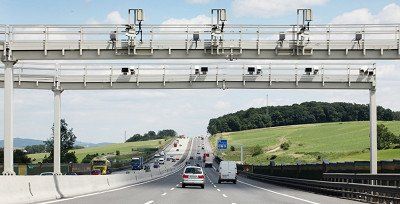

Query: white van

[218,161,237,184]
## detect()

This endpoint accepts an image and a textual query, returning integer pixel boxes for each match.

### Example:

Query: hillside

[210,121,400,165]
[208,101,400,135]
[28,138,171,163]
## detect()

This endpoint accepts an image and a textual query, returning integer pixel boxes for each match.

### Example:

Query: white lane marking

[217,188,221,192]
[170,188,175,191]
[161,192,167,196]
[144,201,154,204]
[222,194,228,198]
[176,184,180,187]
[213,185,217,188]
[237,180,320,204]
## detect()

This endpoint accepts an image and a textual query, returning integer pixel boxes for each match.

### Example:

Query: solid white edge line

[237,180,320,204]
[40,139,195,204]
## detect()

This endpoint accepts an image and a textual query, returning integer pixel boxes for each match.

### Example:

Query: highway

[40,137,361,204]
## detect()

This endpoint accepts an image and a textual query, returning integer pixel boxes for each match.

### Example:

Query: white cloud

[185,0,212,4]
[232,0,328,18]
[105,11,126,24]
[331,3,400,24]
[214,101,232,110]
[162,15,211,25]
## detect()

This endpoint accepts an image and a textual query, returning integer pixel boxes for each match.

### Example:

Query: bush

[280,142,290,150]
[230,146,235,151]
[270,155,277,160]
[251,145,263,157]
[116,150,120,156]
[81,153,99,163]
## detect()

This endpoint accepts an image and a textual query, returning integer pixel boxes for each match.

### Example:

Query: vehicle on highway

[90,169,102,175]
[40,172,55,176]
[197,156,202,161]
[158,157,165,164]
[91,156,111,175]
[153,162,160,168]
[201,147,205,150]
[218,161,237,184]
[171,158,176,162]
[176,148,179,151]
[166,157,171,161]
[204,153,213,168]
[131,157,144,170]
[182,166,205,189]
[189,156,194,160]
[65,172,77,175]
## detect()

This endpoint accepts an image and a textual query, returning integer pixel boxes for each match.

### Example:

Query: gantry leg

[2,61,17,176]
[53,88,63,175]
[369,88,377,174]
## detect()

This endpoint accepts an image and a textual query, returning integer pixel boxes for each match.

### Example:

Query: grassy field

[28,138,171,163]
[210,121,400,165]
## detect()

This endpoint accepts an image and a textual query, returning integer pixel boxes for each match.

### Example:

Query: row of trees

[208,101,400,135]
[126,129,177,142]
[0,148,32,164]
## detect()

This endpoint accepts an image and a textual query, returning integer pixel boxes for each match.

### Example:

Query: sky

[0,0,399,143]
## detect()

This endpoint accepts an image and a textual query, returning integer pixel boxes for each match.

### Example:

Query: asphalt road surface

[41,137,361,204]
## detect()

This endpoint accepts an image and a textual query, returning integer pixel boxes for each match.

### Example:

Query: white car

[218,161,237,184]
[182,166,205,189]
[158,157,165,164]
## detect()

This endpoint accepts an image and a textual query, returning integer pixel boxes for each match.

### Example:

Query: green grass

[210,121,400,165]
[28,138,171,163]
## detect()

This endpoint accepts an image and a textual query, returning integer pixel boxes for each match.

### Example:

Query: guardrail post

[2,60,17,176]
[53,88,63,175]
[369,88,378,175]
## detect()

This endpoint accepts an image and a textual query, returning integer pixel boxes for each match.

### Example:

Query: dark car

[153,162,160,168]
[90,169,101,175]
[190,156,194,160]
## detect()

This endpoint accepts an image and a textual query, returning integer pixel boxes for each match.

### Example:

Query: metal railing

[241,171,400,204]
[324,173,400,187]
[1,24,399,53]
[0,62,376,90]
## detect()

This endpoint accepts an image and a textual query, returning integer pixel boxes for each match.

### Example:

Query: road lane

[41,137,362,204]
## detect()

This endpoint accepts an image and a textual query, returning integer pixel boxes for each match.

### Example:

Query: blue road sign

[217,139,228,150]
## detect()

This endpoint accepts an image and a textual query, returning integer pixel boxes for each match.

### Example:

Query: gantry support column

[53,88,63,175]
[369,88,378,174]
[2,61,17,175]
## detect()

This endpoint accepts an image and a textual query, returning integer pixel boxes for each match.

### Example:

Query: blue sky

[0,0,400,143]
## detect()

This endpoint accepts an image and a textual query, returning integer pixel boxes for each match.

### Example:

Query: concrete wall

[0,163,185,204]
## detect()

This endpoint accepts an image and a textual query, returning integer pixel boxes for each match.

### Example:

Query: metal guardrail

[323,173,400,187]
[241,171,400,204]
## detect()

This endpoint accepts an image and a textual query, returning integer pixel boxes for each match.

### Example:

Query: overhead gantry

[0,9,399,61]
[0,61,378,175]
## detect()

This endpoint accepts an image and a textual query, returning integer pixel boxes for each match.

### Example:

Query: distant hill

[0,138,113,149]
[208,101,400,135]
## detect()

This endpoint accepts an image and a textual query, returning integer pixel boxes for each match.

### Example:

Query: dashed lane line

[237,180,320,204]
[161,192,167,196]
[170,188,175,191]
[222,194,228,198]
[217,188,221,192]
[144,201,154,204]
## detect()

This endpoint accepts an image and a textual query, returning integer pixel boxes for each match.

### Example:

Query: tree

[280,142,290,150]
[0,148,31,164]
[43,119,77,163]
[377,124,398,150]
[81,153,99,163]
[250,145,263,157]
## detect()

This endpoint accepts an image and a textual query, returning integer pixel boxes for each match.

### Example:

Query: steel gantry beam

[0,23,399,61]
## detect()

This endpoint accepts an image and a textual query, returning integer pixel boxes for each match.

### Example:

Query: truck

[204,153,213,168]
[91,156,111,175]
[131,157,144,170]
